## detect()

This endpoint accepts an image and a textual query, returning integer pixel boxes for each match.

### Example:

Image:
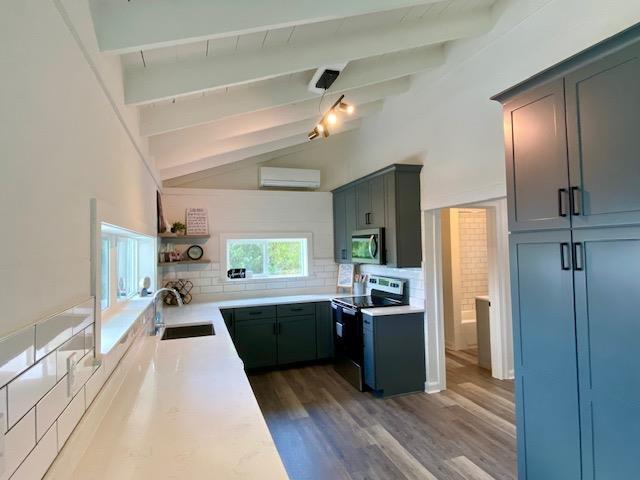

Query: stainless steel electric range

[331,275,407,391]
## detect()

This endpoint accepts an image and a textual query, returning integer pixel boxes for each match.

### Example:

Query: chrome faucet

[150,288,183,335]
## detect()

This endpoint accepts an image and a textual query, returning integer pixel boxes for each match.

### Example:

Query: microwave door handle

[368,235,378,259]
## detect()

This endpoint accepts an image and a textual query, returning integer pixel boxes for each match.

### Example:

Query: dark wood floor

[248,350,515,480]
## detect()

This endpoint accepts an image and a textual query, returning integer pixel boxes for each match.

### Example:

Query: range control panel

[368,275,405,295]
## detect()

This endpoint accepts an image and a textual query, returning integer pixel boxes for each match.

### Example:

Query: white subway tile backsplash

[36,376,71,441]
[57,389,86,450]
[34,318,73,362]
[84,365,106,407]
[8,353,57,427]
[0,408,35,480]
[0,327,35,388]
[84,324,94,353]
[70,350,96,397]
[223,284,245,293]
[56,331,85,382]
[10,423,57,480]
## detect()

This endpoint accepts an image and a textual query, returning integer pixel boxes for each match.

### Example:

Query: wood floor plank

[443,390,516,438]
[447,455,496,480]
[367,424,440,480]
[272,370,310,419]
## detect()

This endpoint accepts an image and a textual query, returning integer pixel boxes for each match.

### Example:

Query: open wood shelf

[158,233,210,240]
[158,259,211,267]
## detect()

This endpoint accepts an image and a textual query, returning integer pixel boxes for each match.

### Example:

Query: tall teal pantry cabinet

[493,24,640,480]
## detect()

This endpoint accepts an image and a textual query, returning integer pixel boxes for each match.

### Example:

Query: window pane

[117,237,138,298]
[228,241,264,274]
[101,237,109,310]
[267,240,304,276]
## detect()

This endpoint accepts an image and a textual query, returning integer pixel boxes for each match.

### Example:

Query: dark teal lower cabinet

[231,302,335,369]
[234,318,277,369]
[362,312,425,397]
[510,231,581,480]
[220,309,234,339]
[315,302,333,359]
[573,226,640,479]
[277,315,316,365]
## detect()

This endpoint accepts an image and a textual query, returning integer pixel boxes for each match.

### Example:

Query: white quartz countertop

[362,304,425,316]
[69,302,289,480]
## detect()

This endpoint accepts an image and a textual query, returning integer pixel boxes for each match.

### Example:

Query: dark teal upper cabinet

[510,230,581,480]
[572,226,640,479]
[503,79,571,232]
[566,44,640,228]
[356,176,386,229]
[333,189,348,262]
[333,164,422,267]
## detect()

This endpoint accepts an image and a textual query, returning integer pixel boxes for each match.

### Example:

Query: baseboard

[425,381,444,394]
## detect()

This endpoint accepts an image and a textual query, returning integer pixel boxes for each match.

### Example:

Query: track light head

[308,129,319,140]
[327,112,337,124]
[338,102,354,114]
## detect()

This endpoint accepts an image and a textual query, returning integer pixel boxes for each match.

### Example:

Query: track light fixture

[307,94,355,141]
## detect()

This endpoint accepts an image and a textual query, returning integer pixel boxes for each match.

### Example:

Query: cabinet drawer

[234,305,277,321]
[276,303,316,317]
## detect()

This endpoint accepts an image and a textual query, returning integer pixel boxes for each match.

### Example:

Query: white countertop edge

[100,296,154,354]
[362,305,425,316]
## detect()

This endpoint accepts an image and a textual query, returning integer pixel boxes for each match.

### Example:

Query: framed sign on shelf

[185,208,209,235]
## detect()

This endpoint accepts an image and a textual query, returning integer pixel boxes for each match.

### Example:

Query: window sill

[101,296,154,355]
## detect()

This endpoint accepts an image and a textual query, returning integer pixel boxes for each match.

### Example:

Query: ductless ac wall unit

[259,167,321,190]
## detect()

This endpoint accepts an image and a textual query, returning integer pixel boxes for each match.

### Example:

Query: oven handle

[331,302,358,316]
[368,235,378,259]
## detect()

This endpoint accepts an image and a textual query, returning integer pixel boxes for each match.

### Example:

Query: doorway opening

[422,198,513,392]
[441,208,489,367]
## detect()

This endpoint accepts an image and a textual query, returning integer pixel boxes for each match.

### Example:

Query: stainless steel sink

[161,324,215,340]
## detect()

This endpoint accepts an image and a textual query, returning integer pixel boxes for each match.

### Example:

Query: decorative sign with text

[186,208,209,235]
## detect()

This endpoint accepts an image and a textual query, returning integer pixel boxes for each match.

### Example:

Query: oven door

[332,302,364,391]
[351,228,384,264]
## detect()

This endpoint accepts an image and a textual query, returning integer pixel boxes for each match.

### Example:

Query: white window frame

[221,232,313,281]
[100,223,156,318]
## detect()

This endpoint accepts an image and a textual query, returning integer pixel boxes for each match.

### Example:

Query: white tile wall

[57,390,86,451]
[36,377,71,440]
[0,387,7,434]
[0,297,151,479]
[358,264,425,305]
[11,424,57,480]
[160,258,339,301]
[0,409,35,480]
[7,352,57,427]
[0,328,35,387]
[458,209,488,313]
[56,331,85,382]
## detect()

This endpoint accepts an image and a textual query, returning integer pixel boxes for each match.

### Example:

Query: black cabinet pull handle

[560,243,571,270]
[249,311,262,316]
[273,323,277,335]
[570,186,581,216]
[573,242,584,271]
[341,249,346,260]
[278,323,282,334]
[558,188,568,217]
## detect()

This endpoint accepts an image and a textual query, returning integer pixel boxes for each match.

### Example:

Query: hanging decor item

[308,94,355,141]
[185,208,209,235]
[157,191,168,233]
[163,279,193,305]
[186,245,204,261]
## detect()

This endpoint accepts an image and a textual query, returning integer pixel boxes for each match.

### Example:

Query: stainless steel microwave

[351,228,385,264]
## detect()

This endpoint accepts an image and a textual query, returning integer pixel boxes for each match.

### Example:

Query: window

[100,238,110,310]
[226,237,309,279]
[101,223,155,313]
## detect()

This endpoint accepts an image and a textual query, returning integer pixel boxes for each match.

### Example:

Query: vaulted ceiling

[89,0,503,182]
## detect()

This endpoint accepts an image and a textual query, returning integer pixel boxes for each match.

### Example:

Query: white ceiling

[88,0,501,181]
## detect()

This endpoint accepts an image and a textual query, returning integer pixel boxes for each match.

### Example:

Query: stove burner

[333,295,404,309]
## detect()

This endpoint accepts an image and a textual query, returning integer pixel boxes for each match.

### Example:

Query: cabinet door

[333,190,348,263]
[221,309,234,339]
[315,303,334,359]
[566,43,640,228]
[234,318,277,369]
[504,79,571,232]
[384,172,397,266]
[573,227,640,479]
[368,175,386,228]
[510,230,581,480]
[277,315,316,365]
[356,181,371,229]
[345,187,357,262]
[363,320,376,389]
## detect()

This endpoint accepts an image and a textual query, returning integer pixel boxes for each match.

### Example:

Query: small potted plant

[171,221,186,236]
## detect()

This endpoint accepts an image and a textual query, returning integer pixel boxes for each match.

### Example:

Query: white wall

[0,1,159,336]
[160,188,338,299]
[339,0,640,209]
